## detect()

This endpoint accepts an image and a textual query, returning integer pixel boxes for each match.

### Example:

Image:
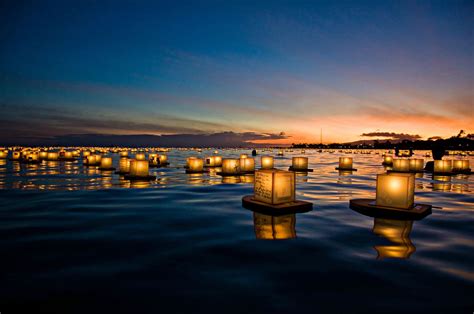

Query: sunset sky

[1,0,473,145]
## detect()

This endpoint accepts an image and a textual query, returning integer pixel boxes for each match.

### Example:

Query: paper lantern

[93,154,102,164]
[240,157,255,172]
[86,155,97,165]
[186,157,197,167]
[254,170,295,205]
[159,154,168,164]
[47,152,59,161]
[392,159,410,172]
[373,218,415,259]
[253,213,296,240]
[119,158,131,173]
[383,156,393,165]
[261,156,274,169]
[376,173,415,209]
[100,157,113,170]
[453,160,470,172]
[240,154,248,159]
[12,151,21,160]
[149,154,159,166]
[63,151,73,159]
[26,152,39,162]
[213,156,222,166]
[120,151,128,157]
[129,160,149,177]
[277,150,284,156]
[214,150,219,154]
[222,159,240,174]
[39,151,48,160]
[188,158,204,172]
[434,160,452,173]
[409,159,424,172]
[292,157,308,170]
[0,150,7,159]
[338,157,353,170]
[135,153,146,161]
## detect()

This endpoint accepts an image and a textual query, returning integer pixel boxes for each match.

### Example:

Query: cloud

[360,132,422,141]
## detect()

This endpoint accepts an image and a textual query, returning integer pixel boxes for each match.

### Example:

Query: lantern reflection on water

[373,218,415,259]
[376,173,415,209]
[433,175,451,192]
[253,213,296,240]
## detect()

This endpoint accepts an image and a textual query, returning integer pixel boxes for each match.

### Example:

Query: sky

[0,0,473,146]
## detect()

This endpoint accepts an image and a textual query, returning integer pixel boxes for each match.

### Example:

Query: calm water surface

[0,150,473,313]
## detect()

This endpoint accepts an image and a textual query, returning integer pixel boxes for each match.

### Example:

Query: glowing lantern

[99,157,114,170]
[254,170,295,205]
[12,151,21,160]
[149,154,159,166]
[129,160,150,177]
[292,157,308,171]
[86,155,97,165]
[392,159,410,172]
[135,153,146,161]
[214,150,219,154]
[26,152,39,162]
[240,154,248,159]
[376,173,415,209]
[213,156,222,166]
[240,157,255,172]
[188,158,204,172]
[338,157,353,170]
[63,151,73,159]
[39,151,48,160]
[383,155,393,165]
[0,150,7,159]
[434,160,452,173]
[261,156,274,169]
[452,160,470,172]
[120,151,128,157]
[159,154,168,164]
[277,150,284,156]
[253,213,296,240]
[186,157,197,167]
[373,218,415,259]
[222,159,240,175]
[119,158,131,173]
[409,159,424,172]
[47,152,59,161]
[205,156,217,167]
[83,151,91,157]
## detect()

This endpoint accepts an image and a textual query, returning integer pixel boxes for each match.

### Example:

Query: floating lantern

[253,213,296,240]
[205,156,222,167]
[240,154,248,159]
[116,158,131,174]
[99,157,115,170]
[392,159,410,172]
[94,154,102,164]
[47,152,59,161]
[0,150,7,159]
[120,151,128,157]
[149,154,159,167]
[452,160,471,173]
[86,155,97,166]
[376,173,415,209]
[83,151,91,157]
[242,169,312,212]
[219,159,240,176]
[125,159,155,180]
[350,173,431,220]
[240,157,255,173]
[373,218,415,259]
[12,151,21,160]
[277,150,284,156]
[159,154,169,165]
[382,155,393,166]
[336,157,356,171]
[135,153,146,161]
[186,158,204,173]
[38,151,48,160]
[433,160,452,174]
[289,157,312,172]
[253,170,295,205]
[186,157,197,168]
[260,156,274,169]
[214,150,219,154]
[25,152,40,163]
[409,159,424,172]
[62,151,74,160]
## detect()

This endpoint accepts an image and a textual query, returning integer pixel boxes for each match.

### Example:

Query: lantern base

[84,164,99,167]
[19,159,42,164]
[242,195,312,216]
[387,170,424,174]
[185,169,208,174]
[99,167,116,171]
[382,162,393,166]
[431,171,454,176]
[124,174,156,181]
[349,198,431,220]
[216,172,241,176]
[336,167,357,171]
[452,169,472,175]
[204,165,222,168]
[288,167,313,172]
[59,158,76,161]
[240,170,255,175]
[115,171,130,175]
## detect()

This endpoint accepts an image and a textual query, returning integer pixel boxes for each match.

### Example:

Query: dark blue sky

[1,0,472,144]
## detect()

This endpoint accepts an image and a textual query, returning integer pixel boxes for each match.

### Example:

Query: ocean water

[0,150,473,313]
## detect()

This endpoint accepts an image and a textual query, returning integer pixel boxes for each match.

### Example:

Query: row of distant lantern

[383,156,471,174]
